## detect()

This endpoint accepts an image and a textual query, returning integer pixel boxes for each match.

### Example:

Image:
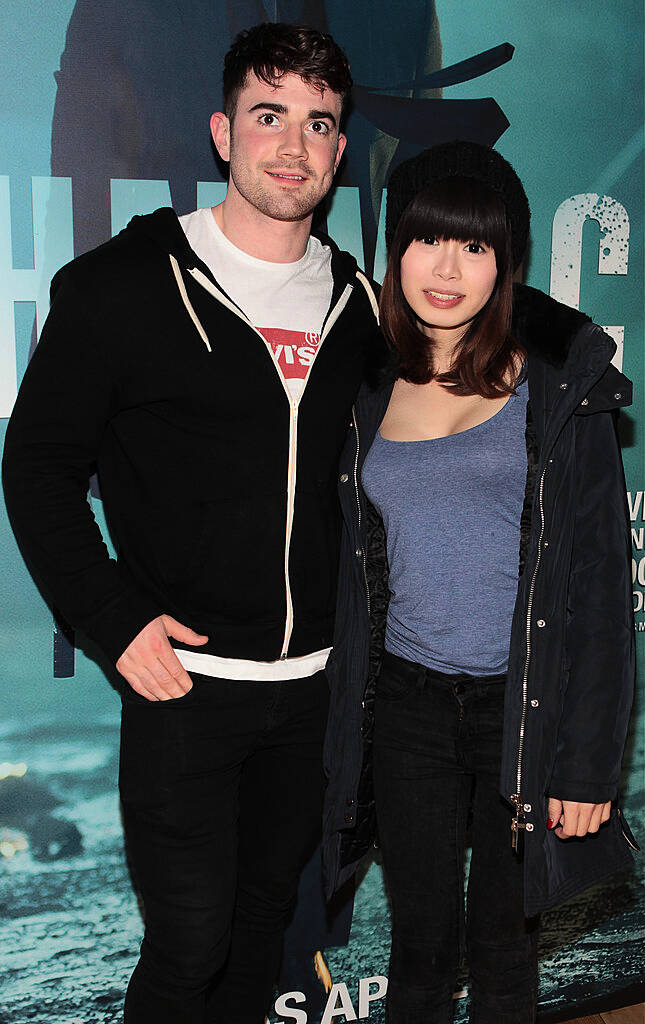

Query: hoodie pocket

[151,493,287,621]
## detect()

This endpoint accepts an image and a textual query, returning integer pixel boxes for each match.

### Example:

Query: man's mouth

[266,171,307,182]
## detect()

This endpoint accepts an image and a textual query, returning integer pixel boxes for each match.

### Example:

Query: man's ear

[334,132,347,173]
[210,112,231,162]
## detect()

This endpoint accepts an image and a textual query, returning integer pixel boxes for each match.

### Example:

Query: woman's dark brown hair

[223,23,353,123]
[379,176,522,397]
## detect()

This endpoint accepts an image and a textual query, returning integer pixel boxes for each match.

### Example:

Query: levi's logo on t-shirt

[257,327,321,381]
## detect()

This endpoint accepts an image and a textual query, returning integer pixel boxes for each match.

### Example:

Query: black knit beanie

[385,140,530,270]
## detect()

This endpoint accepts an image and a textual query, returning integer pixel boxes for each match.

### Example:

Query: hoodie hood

[119,207,378,358]
[126,207,196,264]
[124,207,364,295]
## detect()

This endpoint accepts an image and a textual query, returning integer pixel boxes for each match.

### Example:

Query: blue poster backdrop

[0,2,643,1022]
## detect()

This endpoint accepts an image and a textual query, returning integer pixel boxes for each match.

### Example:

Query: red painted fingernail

[547,818,554,830]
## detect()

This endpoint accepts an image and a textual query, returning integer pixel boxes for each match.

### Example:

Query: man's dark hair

[223,23,353,122]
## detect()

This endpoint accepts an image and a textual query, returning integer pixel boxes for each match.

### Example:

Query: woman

[322,141,636,1023]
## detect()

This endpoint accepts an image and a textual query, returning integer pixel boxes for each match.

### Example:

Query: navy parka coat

[323,284,636,917]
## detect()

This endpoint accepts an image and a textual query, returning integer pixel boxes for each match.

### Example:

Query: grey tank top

[362,379,528,676]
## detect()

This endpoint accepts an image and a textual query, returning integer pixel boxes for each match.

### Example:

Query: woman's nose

[434,245,461,279]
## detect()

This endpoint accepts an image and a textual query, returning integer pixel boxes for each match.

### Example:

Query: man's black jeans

[119,669,330,1024]
[373,651,539,1024]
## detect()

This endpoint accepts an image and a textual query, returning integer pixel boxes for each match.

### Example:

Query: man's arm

[2,269,207,693]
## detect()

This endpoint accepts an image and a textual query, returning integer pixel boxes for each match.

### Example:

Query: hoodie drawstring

[169,254,212,352]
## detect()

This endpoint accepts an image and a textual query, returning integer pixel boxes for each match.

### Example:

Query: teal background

[0,2,642,1021]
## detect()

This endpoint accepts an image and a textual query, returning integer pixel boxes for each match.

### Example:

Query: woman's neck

[424,329,461,375]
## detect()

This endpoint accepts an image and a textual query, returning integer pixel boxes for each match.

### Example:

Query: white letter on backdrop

[321,983,358,1024]
[550,193,629,370]
[274,990,308,1024]
[358,976,388,1017]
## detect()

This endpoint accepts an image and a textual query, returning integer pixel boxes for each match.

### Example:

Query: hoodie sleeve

[2,268,163,665]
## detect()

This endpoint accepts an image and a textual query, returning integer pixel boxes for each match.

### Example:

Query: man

[3,23,380,1024]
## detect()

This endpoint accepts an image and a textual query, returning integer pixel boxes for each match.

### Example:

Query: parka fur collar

[366,282,630,418]
[512,283,590,368]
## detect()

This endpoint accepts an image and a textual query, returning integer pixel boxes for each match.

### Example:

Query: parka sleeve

[549,406,635,804]
[2,269,163,666]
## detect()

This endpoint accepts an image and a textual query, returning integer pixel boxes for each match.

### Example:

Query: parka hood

[512,283,592,366]
[513,284,631,419]
[368,280,616,389]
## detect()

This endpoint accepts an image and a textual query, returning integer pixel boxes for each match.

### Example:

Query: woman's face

[400,236,498,342]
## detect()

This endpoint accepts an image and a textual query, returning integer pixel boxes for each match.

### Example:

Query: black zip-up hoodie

[2,209,381,666]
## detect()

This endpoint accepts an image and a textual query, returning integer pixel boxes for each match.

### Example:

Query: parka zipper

[352,405,370,617]
[511,463,547,849]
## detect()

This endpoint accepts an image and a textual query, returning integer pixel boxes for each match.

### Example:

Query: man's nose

[276,123,308,160]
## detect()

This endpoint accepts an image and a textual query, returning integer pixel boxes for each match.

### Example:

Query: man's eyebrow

[248,102,288,115]
[308,109,337,128]
[247,102,337,128]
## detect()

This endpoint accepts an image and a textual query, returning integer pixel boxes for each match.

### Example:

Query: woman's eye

[420,236,438,246]
[309,120,330,135]
[466,242,486,254]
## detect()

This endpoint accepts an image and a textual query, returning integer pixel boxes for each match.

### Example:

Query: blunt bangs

[395,176,510,256]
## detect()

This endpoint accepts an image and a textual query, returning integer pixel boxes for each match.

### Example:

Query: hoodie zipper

[511,462,547,849]
[181,260,354,658]
[278,283,353,657]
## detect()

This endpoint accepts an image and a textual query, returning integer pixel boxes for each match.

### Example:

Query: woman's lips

[422,289,464,309]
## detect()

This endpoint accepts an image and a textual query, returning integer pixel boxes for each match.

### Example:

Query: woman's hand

[547,798,611,839]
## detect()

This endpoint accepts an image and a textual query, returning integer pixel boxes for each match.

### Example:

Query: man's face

[212,72,346,223]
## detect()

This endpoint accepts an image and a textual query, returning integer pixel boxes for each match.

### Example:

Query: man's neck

[212,194,313,264]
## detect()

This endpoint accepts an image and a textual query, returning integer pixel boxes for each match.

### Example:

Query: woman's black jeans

[373,651,539,1024]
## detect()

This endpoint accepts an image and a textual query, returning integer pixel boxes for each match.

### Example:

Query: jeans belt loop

[415,664,428,691]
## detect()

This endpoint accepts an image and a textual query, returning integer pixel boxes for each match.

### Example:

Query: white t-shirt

[180,206,334,401]
[175,207,335,680]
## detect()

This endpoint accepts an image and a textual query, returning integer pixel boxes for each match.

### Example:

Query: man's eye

[258,113,279,126]
[309,121,330,135]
